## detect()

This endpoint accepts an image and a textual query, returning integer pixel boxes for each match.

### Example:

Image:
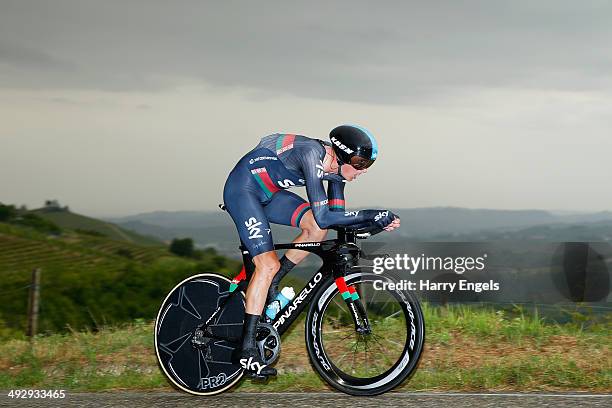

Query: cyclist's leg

[264,190,328,263]
[223,179,278,377]
[239,250,280,377]
[223,191,279,313]
[263,191,328,300]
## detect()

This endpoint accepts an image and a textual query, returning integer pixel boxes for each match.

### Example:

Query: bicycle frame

[156,224,425,396]
[201,229,370,339]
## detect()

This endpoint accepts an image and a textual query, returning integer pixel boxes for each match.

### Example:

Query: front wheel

[305,272,425,396]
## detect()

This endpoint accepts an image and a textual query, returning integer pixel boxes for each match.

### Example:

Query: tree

[0,203,16,222]
[169,238,195,258]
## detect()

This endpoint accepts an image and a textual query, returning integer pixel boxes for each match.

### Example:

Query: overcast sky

[1,1,611,217]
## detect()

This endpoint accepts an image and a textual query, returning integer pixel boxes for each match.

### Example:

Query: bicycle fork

[335,276,371,334]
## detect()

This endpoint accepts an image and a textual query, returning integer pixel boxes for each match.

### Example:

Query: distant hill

[107,210,229,229]
[33,207,161,246]
[392,207,558,237]
[108,207,612,257]
[108,210,299,257]
[428,220,612,242]
[106,208,612,305]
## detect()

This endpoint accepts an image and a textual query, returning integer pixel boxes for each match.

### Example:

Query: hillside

[0,221,240,337]
[32,207,161,245]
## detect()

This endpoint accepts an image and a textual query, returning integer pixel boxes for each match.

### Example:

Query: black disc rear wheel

[154,273,245,395]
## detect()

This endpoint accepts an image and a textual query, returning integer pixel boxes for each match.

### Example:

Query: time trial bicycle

[154,223,425,396]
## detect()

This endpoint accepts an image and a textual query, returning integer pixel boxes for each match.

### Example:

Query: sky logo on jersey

[316,160,324,178]
[344,210,359,217]
[276,134,296,155]
[251,167,280,198]
[245,217,263,239]
[374,211,389,222]
[278,179,295,188]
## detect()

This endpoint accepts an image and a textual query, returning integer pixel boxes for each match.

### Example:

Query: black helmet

[329,124,378,169]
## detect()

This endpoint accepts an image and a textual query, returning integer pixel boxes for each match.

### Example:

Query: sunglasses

[348,156,375,170]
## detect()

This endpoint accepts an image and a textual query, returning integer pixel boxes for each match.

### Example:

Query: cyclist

[223,124,400,377]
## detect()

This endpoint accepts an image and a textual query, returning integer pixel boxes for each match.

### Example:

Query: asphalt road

[1,392,610,408]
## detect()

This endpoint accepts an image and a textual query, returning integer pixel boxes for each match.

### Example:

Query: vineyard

[0,221,239,337]
[31,207,161,246]
[0,223,169,281]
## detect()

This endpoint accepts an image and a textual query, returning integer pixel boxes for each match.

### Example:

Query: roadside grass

[0,305,609,392]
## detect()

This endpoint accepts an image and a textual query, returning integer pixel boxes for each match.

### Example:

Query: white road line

[234,392,611,398]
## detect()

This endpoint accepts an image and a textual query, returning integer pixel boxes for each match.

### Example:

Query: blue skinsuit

[223,134,386,256]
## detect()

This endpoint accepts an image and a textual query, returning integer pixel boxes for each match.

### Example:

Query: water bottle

[265,287,295,319]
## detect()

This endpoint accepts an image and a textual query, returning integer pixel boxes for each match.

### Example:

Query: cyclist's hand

[384,216,400,232]
[373,210,399,230]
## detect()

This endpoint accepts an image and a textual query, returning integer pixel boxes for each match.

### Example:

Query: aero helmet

[329,124,378,169]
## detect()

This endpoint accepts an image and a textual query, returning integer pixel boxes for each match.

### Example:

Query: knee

[300,212,328,241]
[305,226,328,241]
[254,256,280,280]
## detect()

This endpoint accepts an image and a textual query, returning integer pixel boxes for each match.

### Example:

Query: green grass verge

[0,306,609,392]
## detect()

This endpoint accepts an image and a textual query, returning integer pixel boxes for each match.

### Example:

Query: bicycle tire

[305,271,425,396]
[154,273,245,395]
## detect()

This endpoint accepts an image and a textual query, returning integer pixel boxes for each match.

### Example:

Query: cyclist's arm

[298,149,387,229]
[326,179,346,212]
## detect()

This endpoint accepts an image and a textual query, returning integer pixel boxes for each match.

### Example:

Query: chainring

[255,322,281,365]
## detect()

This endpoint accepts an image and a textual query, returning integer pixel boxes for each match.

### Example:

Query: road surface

[1,392,610,407]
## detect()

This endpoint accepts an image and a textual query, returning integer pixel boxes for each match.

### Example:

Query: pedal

[244,368,277,380]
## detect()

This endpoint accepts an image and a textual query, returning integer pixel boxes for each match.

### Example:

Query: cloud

[0,1,610,103]
[0,41,74,71]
